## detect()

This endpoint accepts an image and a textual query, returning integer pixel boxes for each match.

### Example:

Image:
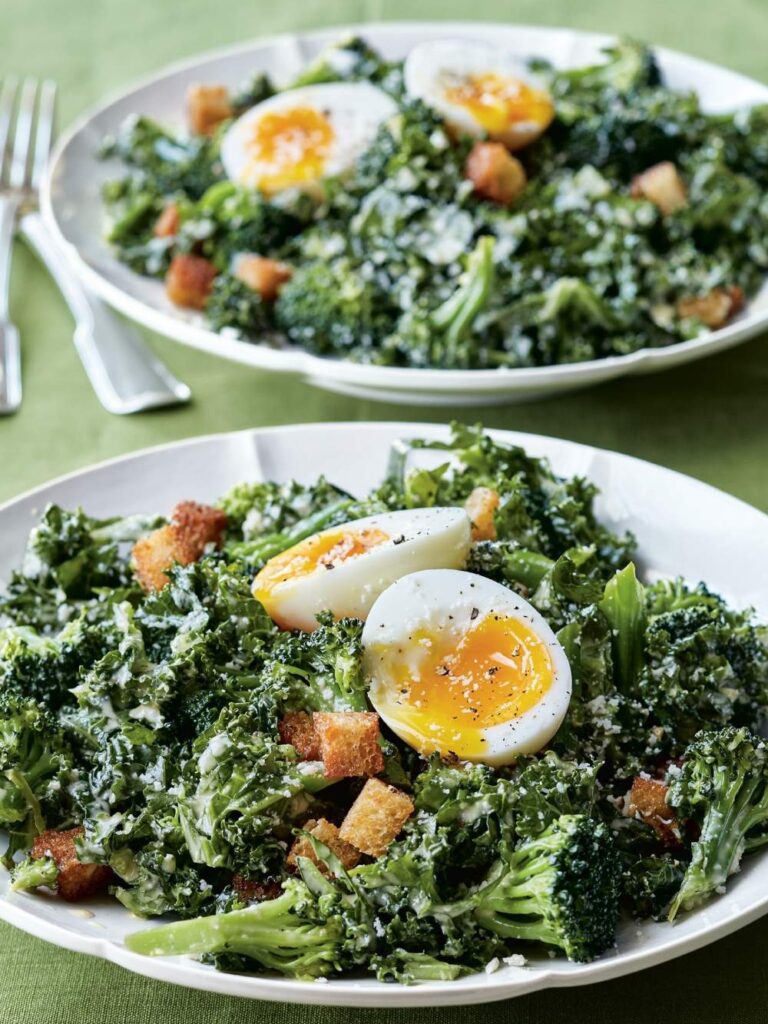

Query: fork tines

[0,77,57,194]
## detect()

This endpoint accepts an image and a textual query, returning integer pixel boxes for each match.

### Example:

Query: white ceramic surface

[1,422,768,1005]
[42,23,768,406]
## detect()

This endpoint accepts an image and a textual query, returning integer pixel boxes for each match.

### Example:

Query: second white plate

[43,22,768,405]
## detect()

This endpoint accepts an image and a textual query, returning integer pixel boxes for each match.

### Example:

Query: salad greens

[99,35,768,368]
[2,423,768,982]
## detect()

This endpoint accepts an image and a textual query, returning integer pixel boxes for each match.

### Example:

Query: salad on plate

[97,34,768,369]
[2,424,768,983]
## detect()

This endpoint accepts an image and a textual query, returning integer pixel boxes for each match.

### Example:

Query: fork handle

[19,211,191,414]
[0,195,22,413]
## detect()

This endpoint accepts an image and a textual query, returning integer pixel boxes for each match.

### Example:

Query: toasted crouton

[278,711,320,760]
[231,874,281,903]
[313,711,384,779]
[187,84,233,136]
[286,818,361,875]
[630,161,687,216]
[465,486,500,542]
[30,827,113,902]
[132,501,227,592]
[676,286,744,329]
[627,776,680,847]
[338,779,414,858]
[465,141,527,206]
[233,255,293,303]
[154,203,181,238]
[165,253,217,310]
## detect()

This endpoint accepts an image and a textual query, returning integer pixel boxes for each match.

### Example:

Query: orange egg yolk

[385,613,553,758]
[252,527,389,627]
[443,72,554,140]
[243,106,335,192]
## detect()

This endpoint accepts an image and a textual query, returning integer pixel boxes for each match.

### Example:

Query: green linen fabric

[2,0,768,1020]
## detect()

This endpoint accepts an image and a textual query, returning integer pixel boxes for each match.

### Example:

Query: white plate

[1,422,768,1006]
[42,22,768,406]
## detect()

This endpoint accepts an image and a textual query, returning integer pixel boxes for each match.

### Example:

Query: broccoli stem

[431,236,495,348]
[231,498,364,564]
[125,885,343,979]
[10,855,59,893]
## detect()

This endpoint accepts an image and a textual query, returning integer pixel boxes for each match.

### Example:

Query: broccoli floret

[667,727,768,918]
[274,257,389,357]
[473,814,622,962]
[10,853,59,893]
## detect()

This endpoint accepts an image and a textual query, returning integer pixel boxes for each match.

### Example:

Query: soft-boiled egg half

[404,39,554,151]
[220,82,397,195]
[252,508,472,632]
[363,569,571,766]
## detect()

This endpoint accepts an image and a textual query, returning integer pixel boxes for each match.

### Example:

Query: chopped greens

[2,423,767,982]
[99,36,767,368]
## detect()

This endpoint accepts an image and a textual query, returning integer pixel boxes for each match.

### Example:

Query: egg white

[220,82,397,193]
[363,569,572,766]
[252,507,472,632]
[403,39,553,150]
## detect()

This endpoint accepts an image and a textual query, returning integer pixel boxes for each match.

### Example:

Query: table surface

[3,0,768,1021]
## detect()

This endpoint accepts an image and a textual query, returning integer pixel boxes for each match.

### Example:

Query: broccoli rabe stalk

[126,869,374,979]
[473,815,621,962]
[10,854,58,893]
[667,727,768,919]
[431,236,495,351]
[599,563,646,691]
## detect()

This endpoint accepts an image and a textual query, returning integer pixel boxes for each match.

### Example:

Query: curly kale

[0,504,144,630]
[667,728,768,918]
[0,694,75,863]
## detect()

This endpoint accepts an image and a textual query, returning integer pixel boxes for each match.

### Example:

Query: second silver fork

[0,76,191,415]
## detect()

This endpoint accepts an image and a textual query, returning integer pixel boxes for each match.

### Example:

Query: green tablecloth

[3,0,768,1020]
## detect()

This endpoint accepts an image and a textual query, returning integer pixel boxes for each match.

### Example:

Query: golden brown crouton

[465,141,527,206]
[286,818,361,875]
[154,203,181,238]
[187,84,233,136]
[630,161,687,216]
[233,255,293,303]
[338,779,414,858]
[465,486,500,542]
[676,285,744,329]
[165,253,218,310]
[231,874,281,903]
[30,827,113,902]
[132,501,227,592]
[313,711,384,779]
[627,776,680,847]
[278,711,320,760]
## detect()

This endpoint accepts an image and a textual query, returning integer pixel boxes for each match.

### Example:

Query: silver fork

[0,77,191,415]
